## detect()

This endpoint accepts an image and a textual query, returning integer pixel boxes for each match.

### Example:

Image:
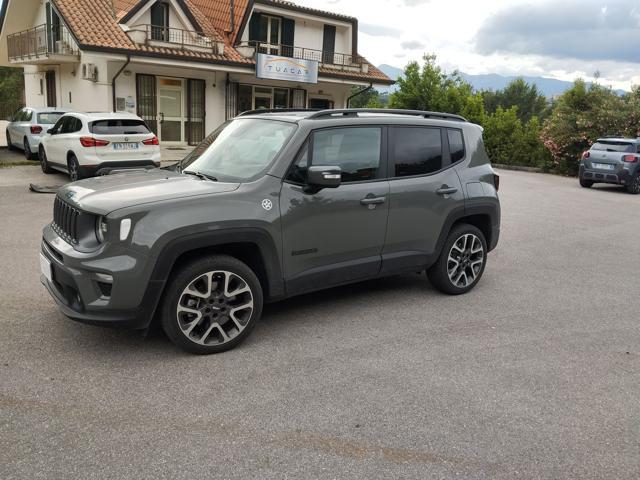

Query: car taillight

[623,155,638,163]
[493,173,500,192]
[79,137,110,147]
[142,136,159,146]
[30,126,42,134]
[582,151,590,159]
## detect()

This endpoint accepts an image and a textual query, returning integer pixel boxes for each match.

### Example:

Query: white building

[0,0,393,145]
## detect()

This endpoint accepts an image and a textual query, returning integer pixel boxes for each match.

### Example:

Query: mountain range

[377,65,627,98]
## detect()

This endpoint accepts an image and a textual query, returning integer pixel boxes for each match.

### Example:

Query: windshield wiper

[183,170,218,181]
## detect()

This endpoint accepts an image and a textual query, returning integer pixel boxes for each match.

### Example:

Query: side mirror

[47,128,54,134]
[307,166,341,190]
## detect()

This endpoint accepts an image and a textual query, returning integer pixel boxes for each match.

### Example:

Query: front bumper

[40,227,160,329]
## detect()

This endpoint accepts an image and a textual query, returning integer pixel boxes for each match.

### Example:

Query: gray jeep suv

[40,109,501,354]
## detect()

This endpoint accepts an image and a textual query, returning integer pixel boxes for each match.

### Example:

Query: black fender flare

[434,202,500,258]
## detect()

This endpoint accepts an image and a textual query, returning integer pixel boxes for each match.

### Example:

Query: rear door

[45,116,73,166]
[9,108,27,145]
[381,125,465,274]
[280,126,390,294]
[90,119,156,163]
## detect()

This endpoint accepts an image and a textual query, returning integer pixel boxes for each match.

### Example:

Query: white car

[39,112,161,181]
[6,107,69,160]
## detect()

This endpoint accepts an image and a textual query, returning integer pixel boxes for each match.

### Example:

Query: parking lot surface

[1,166,639,479]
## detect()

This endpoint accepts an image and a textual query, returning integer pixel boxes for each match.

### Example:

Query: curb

[492,163,544,173]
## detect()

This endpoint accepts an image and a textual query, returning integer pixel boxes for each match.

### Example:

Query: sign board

[256,53,318,84]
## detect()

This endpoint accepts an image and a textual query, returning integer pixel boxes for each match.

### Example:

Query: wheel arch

[149,228,285,304]
[435,203,500,259]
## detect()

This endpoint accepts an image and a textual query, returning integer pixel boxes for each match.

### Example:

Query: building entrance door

[158,77,184,143]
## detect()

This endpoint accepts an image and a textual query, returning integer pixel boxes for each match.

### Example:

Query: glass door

[254,86,273,110]
[158,78,184,143]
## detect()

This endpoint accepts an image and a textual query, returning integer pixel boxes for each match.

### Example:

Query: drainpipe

[111,54,131,112]
[347,82,373,108]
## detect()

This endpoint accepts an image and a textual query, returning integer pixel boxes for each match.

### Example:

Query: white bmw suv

[39,112,161,181]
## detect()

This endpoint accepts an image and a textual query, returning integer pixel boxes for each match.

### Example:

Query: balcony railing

[7,24,78,61]
[240,41,368,71]
[137,25,222,53]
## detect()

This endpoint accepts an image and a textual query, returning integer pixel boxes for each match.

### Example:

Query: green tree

[540,79,628,174]
[389,54,486,124]
[481,78,548,122]
[0,67,24,119]
[348,86,385,108]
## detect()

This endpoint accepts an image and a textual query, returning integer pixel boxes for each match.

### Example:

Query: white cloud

[298,0,639,90]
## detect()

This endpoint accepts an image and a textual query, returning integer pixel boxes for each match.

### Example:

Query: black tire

[23,138,35,160]
[427,223,488,295]
[160,255,263,354]
[626,173,640,194]
[579,177,594,188]
[39,146,53,174]
[6,131,15,151]
[67,154,83,182]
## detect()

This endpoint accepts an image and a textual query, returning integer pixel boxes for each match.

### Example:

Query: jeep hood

[58,169,240,215]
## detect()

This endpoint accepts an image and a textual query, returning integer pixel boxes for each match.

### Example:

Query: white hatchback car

[39,112,161,181]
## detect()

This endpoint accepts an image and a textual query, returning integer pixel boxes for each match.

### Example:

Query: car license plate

[592,163,614,170]
[39,253,52,283]
[113,142,139,150]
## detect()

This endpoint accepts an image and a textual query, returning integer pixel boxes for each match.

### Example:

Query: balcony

[7,24,79,64]
[238,42,370,74]
[126,25,225,55]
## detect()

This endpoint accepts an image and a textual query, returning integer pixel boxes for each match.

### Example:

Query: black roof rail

[306,108,468,122]
[237,108,320,116]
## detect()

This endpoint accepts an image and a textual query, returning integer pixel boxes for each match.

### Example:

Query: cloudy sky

[302,0,640,90]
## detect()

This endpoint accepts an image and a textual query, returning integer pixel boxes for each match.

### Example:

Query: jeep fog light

[120,218,132,241]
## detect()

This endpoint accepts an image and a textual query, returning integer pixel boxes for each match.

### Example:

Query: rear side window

[38,112,65,125]
[591,141,634,153]
[23,110,33,122]
[448,129,465,163]
[311,127,382,182]
[392,127,442,177]
[60,116,82,134]
[90,119,150,135]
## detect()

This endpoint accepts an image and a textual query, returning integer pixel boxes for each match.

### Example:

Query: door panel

[281,125,389,293]
[158,78,184,143]
[381,126,465,273]
[281,181,390,293]
[136,74,157,134]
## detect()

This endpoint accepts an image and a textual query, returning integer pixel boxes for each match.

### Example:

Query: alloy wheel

[176,270,254,346]
[447,233,485,288]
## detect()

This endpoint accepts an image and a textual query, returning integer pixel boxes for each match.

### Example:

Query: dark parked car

[40,109,501,354]
[579,137,640,193]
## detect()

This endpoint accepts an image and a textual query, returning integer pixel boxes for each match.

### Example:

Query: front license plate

[113,142,139,150]
[39,253,52,283]
[592,163,614,170]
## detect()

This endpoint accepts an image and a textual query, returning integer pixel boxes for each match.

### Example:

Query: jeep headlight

[96,216,108,243]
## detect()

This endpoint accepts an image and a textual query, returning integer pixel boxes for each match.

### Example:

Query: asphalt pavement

[1,166,639,479]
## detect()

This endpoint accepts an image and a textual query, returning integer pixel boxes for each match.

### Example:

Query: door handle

[360,196,386,205]
[436,186,458,195]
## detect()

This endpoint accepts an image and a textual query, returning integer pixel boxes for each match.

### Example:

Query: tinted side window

[448,129,465,163]
[24,110,33,122]
[60,116,79,134]
[50,117,65,134]
[393,127,442,177]
[312,127,381,182]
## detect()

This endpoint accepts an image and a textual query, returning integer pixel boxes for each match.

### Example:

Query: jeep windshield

[179,118,296,182]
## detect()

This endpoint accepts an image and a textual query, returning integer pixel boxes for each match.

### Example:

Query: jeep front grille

[53,196,80,244]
